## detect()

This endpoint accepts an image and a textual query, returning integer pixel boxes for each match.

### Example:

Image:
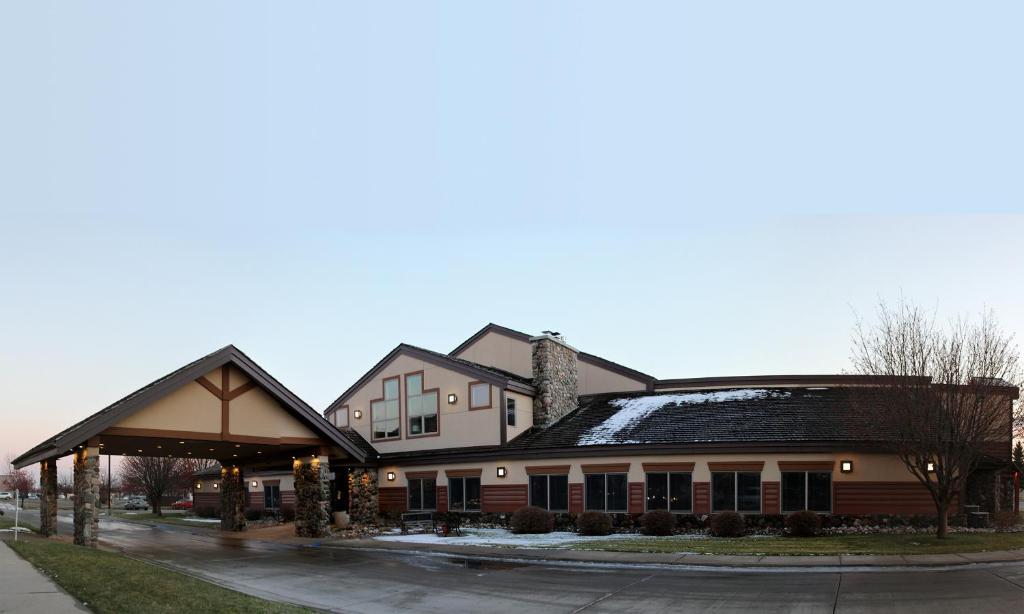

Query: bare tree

[182,458,218,501]
[851,301,1021,538]
[58,471,74,499]
[120,457,192,516]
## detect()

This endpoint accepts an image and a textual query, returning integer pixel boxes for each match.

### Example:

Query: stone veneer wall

[72,448,99,547]
[219,467,247,531]
[531,335,579,428]
[294,458,331,537]
[39,459,58,537]
[348,468,378,524]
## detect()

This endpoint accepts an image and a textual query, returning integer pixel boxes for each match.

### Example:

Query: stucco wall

[505,390,534,441]
[577,359,648,395]
[345,353,505,452]
[114,379,221,433]
[229,386,319,439]
[453,332,532,378]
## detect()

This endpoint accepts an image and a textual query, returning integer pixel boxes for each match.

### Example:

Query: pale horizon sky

[2,3,1023,478]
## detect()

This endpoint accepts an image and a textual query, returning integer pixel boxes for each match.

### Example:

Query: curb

[313,539,1024,572]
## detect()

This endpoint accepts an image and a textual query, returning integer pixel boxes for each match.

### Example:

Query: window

[712,472,761,512]
[645,472,693,512]
[264,484,280,510]
[449,476,481,511]
[334,407,349,428]
[584,473,628,512]
[371,377,400,440]
[469,382,491,409]
[406,373,439,436]
[529,474,568,511]
[781,471,832,513]
[506,397,516,427]
[408,478,437,511]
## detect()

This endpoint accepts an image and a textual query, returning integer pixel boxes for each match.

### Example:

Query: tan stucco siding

[228,387,318,439]
[453,332,532,378]
[114,380,221,433]
[379,452,919,486]
[577,360,648,395]
[346,353,503,452]
[504,390,534,441]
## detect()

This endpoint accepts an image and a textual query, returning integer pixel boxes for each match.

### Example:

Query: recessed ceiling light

[235,444,240,448]
[209,448,215,451]
[179,441,185,444]
[137,449,142,453]
[157,445,162,449]
[232,454,237,457]
[187,452,193,455]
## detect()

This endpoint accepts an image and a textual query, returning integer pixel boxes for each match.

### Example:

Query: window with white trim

[371,378,401,440]
[711,472,761,512]
[781,471,831,513]
[645,472,692,512]
[406,373,438,436]
[408,478,436,511]
[584,473,627,512]
[448,476,481,511]
[529,474,568,511]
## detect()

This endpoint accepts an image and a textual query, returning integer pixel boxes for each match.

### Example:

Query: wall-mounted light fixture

[195,482,202,489]
[926,462,935,472]
[447,394,458,405]
[496,466,507,478]
[213,483,220,489]
[840,460,854,473]
[251,481,259,488]
[386,471,396,481]
[353,409,363,420]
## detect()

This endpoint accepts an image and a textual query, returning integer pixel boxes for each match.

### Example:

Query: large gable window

[405,372,439,437]
[371,377,401,441]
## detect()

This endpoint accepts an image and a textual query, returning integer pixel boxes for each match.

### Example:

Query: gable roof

[324,343,536,417]
[450,323,655,385]
[14,345,370,468]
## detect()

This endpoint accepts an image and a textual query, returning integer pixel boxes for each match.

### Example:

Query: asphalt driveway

[8,509,1024,613]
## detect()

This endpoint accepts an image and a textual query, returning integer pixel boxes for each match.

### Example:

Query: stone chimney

[531,332,578,428]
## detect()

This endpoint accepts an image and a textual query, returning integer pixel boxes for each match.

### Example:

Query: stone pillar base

[294,455,331,537]
[220,467,247,531]
[73,446,100,547]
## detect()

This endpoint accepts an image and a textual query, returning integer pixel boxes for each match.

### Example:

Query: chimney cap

[541,330,561,337]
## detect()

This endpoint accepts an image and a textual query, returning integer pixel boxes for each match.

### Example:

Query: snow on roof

[577,389,784,446]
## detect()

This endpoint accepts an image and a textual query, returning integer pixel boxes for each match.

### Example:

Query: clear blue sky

[2,3,1022,473]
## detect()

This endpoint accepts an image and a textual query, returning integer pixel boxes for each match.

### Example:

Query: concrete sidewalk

[0,541,85,613]
[314,536,1024,570]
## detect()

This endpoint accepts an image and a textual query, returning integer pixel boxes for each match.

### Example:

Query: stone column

[73,444,100,547]
[293,455,331,537]
[39,459,58,537]
[348,468,379,525]
[219,466,247,531]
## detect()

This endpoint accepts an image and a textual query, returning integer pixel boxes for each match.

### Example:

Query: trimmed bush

[510,506,554,534]
[709,512,745,537]
[280,507,296,522]
[244,508,263,521]
[578,511,613,536]
[640,510,675,536]
[785,511,822,537]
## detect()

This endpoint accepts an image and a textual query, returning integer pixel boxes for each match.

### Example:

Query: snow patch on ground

[181,517,222,524]
[374,528,647,548]
[578,389,783,445]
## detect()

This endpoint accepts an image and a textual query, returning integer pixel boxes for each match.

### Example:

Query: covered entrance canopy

[14,345,372,545]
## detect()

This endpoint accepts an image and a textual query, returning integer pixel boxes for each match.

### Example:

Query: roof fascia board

[577,351,655,384]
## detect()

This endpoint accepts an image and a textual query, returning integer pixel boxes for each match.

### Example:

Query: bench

[400,511,434,534]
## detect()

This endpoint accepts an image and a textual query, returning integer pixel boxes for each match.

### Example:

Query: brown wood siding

[982,441,1011,460]
[436,485,448,513]
[481,484,528,512]
[569,483,583,513]
[628,482,644,514]
[526,465,571,475]
[694,481,710,514]
[195,492,220,511]
[833,482,938,515]
[708,462,765,472]
[642,462,695,472]
[762,481,780,515]
[379,487,408,513]
[247,491,264,511]
[281,491,296,511]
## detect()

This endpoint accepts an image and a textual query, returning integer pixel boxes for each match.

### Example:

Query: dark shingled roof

[336,427,378,459]
[504,387,875,450]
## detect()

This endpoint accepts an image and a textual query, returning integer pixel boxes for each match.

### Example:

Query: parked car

[0,492,13,500]
[26,493,39,500]
[171,500,193,510]
[124,498,148,510]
